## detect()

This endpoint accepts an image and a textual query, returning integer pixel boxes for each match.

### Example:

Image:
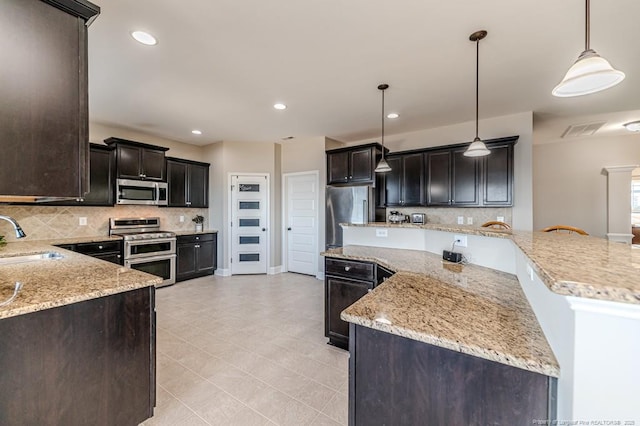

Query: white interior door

[285,172,318,276]
[231,174,268,275]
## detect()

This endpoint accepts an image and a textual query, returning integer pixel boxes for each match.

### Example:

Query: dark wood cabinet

[324,257,394,349]
[349,324,556,425]
[425,150,452,205]
[105,137,169,181]
[176,233,217,282]
[451,148,480,205]
[54,240,123,265]
[326,144,384,185]
[483,143,514,206]
[384,153,424,206]
[167,158,210,208]
[0,0,99,201]
[0,287,155,426]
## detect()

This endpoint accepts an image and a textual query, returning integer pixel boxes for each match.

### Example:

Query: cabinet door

[349,148,373,182]
[0,0,87,198]
[176,243,197,282]
[451,149,480,206]
[188,163,209,208]
[325,276,370,346]
[141,148,166,181]
[483,144,513,206]
[196,240,215,274]
[426,151,451,205]
[401,153,425,206]
[327,152,350,184]
[117,145,142,179]
[82,145,115,205]
[167,160,187,207]
[383,157,403,206]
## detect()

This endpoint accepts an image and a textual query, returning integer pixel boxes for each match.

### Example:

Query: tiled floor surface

[141,273,349,426]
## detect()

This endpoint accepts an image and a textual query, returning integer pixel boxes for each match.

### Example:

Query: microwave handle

[155,182,160,204]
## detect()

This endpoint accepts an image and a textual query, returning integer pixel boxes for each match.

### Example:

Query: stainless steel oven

[125,238,176,259]
[125,254,176,287]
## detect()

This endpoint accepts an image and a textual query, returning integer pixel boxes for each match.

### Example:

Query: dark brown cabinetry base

[349,324,556,426]
[0,287,156,426]
[176,233,217,282]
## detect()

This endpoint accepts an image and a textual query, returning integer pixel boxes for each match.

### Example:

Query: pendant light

[464,30,490,158]
[374,84,392,173]
[552,0,625,97]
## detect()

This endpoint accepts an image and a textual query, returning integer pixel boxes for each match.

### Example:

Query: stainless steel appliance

[116,179,168,205]
[388,211,409,224]
[411,213,426,224]
[109,217,176,287]
[325,185,385,249]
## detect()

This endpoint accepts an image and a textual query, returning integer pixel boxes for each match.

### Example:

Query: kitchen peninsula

[0,240,160,425]
[325,222,640,424]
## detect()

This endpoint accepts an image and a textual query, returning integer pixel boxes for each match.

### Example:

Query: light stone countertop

[324,245,560,377]
[342,222,640,304]
[0,241,161,320]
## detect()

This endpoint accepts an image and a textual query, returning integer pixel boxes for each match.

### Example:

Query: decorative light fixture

[624,121,640,132]
[273,103,287,110]
[374,84,392,173]
[387,113,399,119]
[191,130,202,135]
[131,31,157,46]
[552,0,625,97]
[464,30,491,158]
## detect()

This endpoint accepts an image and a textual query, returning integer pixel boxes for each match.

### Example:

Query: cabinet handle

[349,176,353,179]
[344,176,348,180]
[195,236,199,240]
[117,255,121,258]
[344,266,351,271]
[195,244,200,248]
[186,201,191,205]
[98,245,103,249]
[367,289,372,293]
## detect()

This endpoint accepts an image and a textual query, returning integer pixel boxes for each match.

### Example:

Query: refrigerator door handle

[363,200,368,224]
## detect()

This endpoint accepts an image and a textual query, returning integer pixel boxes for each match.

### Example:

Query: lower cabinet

[324,257,394,349]
[176,233,217,282]
[55,240,123,265]
[0,287,156,426]
[349,324,557,425]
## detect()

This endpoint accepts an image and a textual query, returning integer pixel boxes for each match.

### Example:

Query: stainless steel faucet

[0,215,27,238]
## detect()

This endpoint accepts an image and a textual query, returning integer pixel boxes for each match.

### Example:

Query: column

[603,165,638,244]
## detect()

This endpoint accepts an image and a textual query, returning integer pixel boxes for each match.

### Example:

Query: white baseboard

[316,271,325,280]
[215,268,231,277]
[268,265,283,275]
[606,233,634,244]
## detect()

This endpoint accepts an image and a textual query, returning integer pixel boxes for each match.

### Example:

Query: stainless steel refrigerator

[325,185,384,249]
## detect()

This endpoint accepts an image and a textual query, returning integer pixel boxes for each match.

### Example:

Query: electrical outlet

[179,216,185,223]
[526,264,534,281]
[466,217,473,225]
[79,217,87,226]
[457,216,464,225]
[375,228,388,238]
[454,234,467,247]
[497,216,505,222]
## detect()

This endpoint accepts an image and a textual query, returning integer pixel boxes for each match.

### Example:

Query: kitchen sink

[0,252,64,265]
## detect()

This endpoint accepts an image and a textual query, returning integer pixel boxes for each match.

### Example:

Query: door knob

[262,228,266,231]
[287,227,292,231]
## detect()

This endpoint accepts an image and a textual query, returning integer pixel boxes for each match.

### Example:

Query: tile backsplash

[0,205,208,242]
[385,207,512,227]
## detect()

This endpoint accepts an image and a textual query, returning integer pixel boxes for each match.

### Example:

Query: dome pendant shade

[552,49,625,97]
[374,157,392,173]
[464,137,491,157]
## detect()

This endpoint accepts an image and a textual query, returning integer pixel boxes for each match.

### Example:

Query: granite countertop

[324,245,559,377]
[0,241,161,320]
[342,222,640,304]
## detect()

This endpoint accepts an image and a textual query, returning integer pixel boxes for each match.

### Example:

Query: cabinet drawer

[325,258,375,282]
[75,241,122,255]
[177,233,216,244]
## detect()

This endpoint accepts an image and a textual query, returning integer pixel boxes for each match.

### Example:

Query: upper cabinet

[0,0,100,202]
[426,148,481,206]
[326,144,384,185]
[482,142,514,206]
[384,153,425,206]
[166,158,210,208]
[105,137,169,181]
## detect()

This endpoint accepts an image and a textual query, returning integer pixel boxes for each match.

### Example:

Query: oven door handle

[154,182,160,204]
[125,238,176,247]
[125,253,176,266]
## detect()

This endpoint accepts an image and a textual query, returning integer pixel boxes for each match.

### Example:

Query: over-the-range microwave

[116,179,168,206]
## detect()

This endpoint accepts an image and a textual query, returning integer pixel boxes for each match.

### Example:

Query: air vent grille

[561,121,606,138]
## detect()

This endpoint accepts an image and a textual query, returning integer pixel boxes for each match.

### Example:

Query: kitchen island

[331,223,640,424]
[0,241,160,425]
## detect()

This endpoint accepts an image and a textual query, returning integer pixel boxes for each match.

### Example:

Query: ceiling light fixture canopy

[552,0,625,97]
[375,84,392,173]
[464,30,490,158]
[131,31,157,46]
[624,121,640,132]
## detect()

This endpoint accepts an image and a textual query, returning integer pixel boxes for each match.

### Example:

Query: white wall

[533,132,640,237]
[347,111,534,230]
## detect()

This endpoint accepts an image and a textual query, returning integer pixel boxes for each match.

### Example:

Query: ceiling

[87,0,640,145]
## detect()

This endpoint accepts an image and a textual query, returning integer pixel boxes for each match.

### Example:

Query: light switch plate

[376,228,388,238]
[466,217,473,225]
[497,216,505,222]
[79,217,87,226]
[457,216,464,225]
[179,216,185,223]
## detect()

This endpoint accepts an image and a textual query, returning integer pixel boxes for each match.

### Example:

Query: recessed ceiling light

[623,121,640,132]
[191,130,202,135]
[131,31,157,46]
[387,113,399,119]
[281,136,294,140]
[273,103,287,110]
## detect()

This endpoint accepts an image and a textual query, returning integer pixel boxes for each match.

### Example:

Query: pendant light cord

[381,88,386,159]
[475,37,480,140]
[585,0,590,51]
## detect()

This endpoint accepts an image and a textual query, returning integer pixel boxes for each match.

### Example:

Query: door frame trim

[228,172,270,275]
[282,170,320,276]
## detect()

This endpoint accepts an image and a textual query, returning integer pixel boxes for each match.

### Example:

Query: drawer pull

[344,266,351,272]
[98,245,103,249]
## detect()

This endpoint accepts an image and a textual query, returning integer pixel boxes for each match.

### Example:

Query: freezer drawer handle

[344,266,351,272]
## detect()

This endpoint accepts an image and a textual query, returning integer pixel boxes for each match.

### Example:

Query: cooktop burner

[109,217,175,240]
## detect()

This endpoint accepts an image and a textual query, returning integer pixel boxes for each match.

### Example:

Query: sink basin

[0,252,64,265]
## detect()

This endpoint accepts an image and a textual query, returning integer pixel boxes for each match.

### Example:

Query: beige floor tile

[321,393,348,425]
[310,413,343,426]
[246,387,319,426]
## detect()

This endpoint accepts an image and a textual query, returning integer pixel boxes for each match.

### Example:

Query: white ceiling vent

[561,121,607,138]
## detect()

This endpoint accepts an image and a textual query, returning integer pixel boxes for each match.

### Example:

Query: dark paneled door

[349,148,373,182]
[382,157,403,206]
[451,149,480,205]
[483,144,513,206]
[188,163,208,208]
[327,152,350,184]
[401,152,425,206]
[426,151,451,205]
[167,160,187,206]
